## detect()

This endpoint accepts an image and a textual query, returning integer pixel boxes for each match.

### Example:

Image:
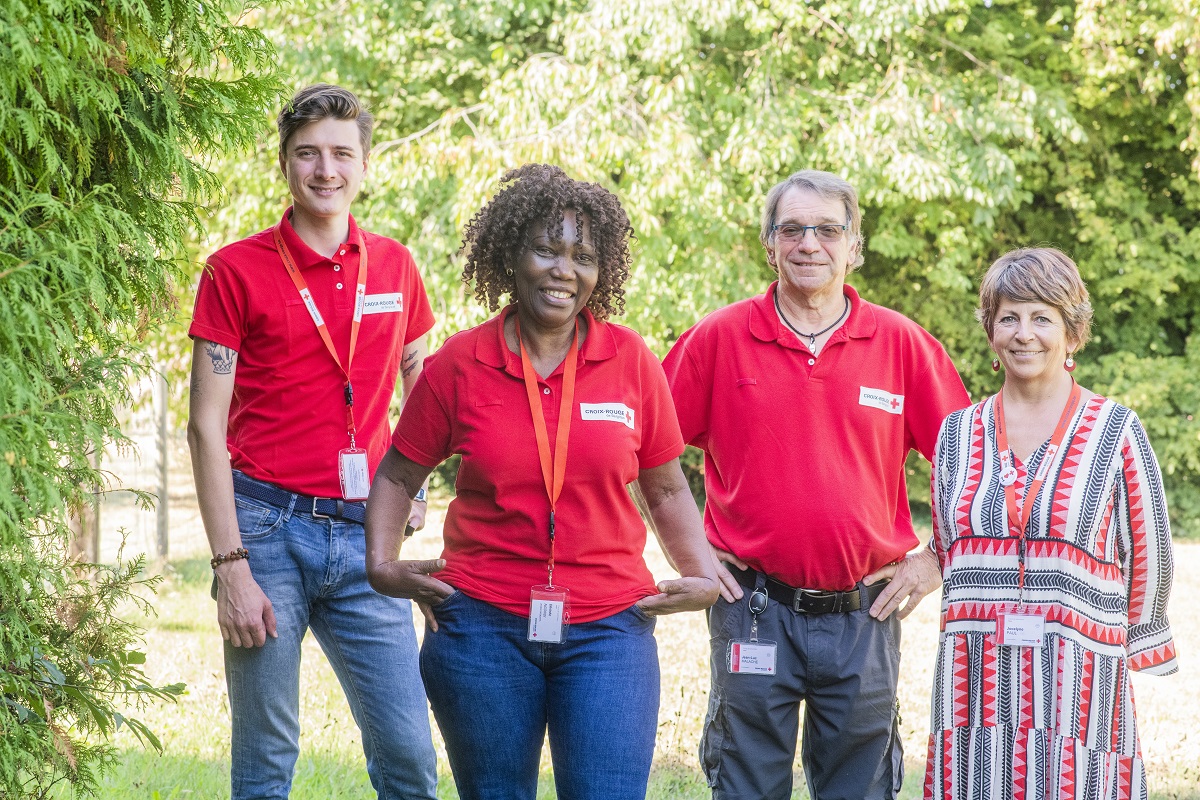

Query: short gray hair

[760,170,864,269]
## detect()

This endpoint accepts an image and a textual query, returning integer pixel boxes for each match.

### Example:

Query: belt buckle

[793,588,836,614]
[311,497,331,519]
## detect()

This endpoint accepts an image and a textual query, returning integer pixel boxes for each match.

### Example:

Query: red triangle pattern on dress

[982,636,998,727]
[956,405,987,538]
[952,640,971,728]
[1129,642,1177,671]
[1076,650,1095,742]
[923,734,937,799]
[1012,725,1029,800]
[1057,735,1075,800]
[1123,444,1152,623]
[1117,752,1134,800]
[1047,410,1087,537]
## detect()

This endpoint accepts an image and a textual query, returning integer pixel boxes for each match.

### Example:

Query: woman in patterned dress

[924,247,1177,800]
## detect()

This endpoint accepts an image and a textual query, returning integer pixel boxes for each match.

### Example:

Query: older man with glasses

[663,169,970,800]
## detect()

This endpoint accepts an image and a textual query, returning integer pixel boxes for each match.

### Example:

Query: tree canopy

[0,0,280,793]
[194,0,1200,527]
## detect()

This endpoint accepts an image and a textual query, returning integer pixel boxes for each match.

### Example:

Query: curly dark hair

[459,163,634,320]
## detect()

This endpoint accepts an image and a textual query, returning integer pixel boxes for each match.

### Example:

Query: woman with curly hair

[365,163,718,799]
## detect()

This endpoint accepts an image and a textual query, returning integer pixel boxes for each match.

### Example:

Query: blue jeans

[223,484,438,800]
[420,591,660,800]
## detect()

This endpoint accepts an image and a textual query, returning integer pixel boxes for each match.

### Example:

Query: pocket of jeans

[630,602,656,625]
[234,495,285,541]
[880,611,901,657]
[708,595,742,642]
[427,588,461,630]
[431,589,460,608]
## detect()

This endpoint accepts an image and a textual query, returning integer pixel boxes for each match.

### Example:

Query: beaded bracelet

[210,547,249,570]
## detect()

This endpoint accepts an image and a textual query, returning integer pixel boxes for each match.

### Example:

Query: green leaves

[186,0,1200,529]
[1,0,281,794]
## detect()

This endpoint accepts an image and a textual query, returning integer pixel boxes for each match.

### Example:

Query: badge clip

[728,583,777,675]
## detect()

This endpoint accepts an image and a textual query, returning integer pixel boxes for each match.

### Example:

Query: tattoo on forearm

[205,343,236,375]
[401,350,418,379]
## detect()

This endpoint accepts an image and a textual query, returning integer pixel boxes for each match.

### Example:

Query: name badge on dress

[996,609,1045,647]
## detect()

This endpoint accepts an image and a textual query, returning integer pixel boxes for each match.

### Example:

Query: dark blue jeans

[223,484,438,800]
[421,591,660,800]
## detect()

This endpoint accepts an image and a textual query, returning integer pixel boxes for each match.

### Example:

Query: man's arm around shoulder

[187,337,277,648]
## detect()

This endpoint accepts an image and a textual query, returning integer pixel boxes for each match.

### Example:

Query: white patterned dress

[924,394,1177,800]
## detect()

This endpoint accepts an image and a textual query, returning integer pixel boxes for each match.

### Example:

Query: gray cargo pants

[700,586,904,800]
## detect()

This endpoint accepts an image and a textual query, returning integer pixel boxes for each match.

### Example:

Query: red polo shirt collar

[749,281,877,348]
[475,305,618,376]
[277,207,363,270]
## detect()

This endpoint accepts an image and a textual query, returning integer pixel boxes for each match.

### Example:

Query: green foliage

[193,0,1200,531]
[0,0,281,794]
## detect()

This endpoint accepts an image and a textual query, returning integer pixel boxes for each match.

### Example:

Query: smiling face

[279,117,367,229]
[765,187,860,303]
[990,298,1080,383]
[512,210,599,337]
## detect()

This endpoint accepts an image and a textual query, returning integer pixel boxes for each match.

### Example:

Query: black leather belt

[233,471,367,524]
[729,565,889,614]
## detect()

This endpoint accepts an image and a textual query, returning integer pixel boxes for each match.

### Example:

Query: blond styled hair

[977,247,1093,350]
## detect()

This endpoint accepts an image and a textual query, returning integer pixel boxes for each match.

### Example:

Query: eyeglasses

[771,223,848,243]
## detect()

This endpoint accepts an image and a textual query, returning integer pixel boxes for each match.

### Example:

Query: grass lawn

[63,497,1200,799]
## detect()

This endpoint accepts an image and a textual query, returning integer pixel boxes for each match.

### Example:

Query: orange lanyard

[273,225,368,447]
[518,319,579,588]
[994,380,1080,597]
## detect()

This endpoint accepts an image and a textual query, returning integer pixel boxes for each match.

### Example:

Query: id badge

[728,639,777,674]
[996,608,1045,647]
[528,585,569,644]
[338,448,370,500]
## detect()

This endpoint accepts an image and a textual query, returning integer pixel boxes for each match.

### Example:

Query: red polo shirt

[189,210,434,497]
[663,282,969,591]
[393,306,685,623]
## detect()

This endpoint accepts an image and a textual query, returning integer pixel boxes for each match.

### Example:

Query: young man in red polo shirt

[187,84,438,800]
[663,170,970,800]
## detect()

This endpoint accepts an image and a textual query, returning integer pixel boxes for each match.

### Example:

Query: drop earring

[992,358,1000,373]
[1065,354,1076,372]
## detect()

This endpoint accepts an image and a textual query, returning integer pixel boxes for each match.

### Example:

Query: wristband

[414,488,427,503]
[210,547,249,570]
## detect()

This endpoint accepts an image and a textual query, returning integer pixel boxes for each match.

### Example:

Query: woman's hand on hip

[368,558,455,632]
[636,576,720,616]
[367,557,452,603]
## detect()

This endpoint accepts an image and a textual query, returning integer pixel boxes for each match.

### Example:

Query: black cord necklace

[774,292,850,349]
